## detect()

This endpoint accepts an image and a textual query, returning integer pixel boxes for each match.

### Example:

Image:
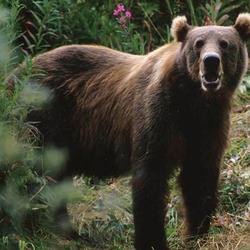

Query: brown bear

[7,13,250,250]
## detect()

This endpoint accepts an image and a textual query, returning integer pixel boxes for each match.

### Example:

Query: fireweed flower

[122,23,127,30]
[119,17,124,23]
[117,3,125,12]
[113,3,132,33]
[113,9,119,16]
[125,11,132,19]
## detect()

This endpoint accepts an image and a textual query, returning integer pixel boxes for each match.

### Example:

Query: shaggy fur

[7,13,250,250]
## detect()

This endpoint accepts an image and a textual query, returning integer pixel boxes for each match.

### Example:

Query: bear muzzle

[200,53,223,92]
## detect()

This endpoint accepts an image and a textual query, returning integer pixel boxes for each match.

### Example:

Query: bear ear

[171,16,191,42]
[234,13,250,41]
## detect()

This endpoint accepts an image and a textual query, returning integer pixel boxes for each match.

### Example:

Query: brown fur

[6,13,250,250]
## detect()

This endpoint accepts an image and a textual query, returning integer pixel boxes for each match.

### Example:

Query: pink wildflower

[117,3,125,12]
[122,23,127,30]
[113,3,131,34]
[125,11,132,19]
[113,9,119,16]
[119,17,124,23]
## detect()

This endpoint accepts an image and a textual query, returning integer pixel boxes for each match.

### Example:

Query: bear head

[171,13,250,92]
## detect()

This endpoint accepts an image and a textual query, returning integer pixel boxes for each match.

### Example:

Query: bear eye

[195,39,204,49]
[219,40,229,49]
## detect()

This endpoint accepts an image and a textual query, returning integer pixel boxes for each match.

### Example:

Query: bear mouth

[201,72,222,91]
[203,72,219,82]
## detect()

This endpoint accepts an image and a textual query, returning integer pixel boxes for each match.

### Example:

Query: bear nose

[203,54,220,70]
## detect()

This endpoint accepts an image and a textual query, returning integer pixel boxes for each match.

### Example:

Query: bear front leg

[131,127,172,249]
[131,91,174,249]
[132,166,169,250]
[179,148,221,241]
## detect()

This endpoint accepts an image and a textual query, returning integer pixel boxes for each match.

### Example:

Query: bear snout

[200,53,223,92]
[203,53,220,71]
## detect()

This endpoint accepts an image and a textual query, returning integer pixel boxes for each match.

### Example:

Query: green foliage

[221,109,250,216]
[2,0,250,56]
[220,168,250,213]
[21,0,63,54]
[199,0,245,25]
[0,2,78,245]
[240,72,250,94]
